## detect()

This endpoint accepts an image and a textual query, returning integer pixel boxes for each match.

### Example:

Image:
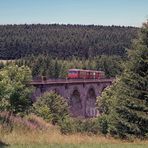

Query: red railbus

[67,69,105,79]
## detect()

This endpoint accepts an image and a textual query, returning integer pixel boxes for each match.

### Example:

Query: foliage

[95,56,123,77]
[99,22,148,139]
[0,24,138,60]
[60,118,76,134]
[1,119,148,147]
[13,55,123,78]
[0,64,33,115]
[96,81,120,136]
[33,92,69,124]
[33,103,52,122]
[96,81,119,114]
[60,118,101,135]
[97,115,109,135]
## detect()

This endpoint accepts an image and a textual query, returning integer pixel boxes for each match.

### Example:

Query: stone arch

[70,88,82,117]
[85,87,97,117]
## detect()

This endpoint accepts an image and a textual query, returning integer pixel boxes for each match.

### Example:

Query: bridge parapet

[30,78,114,85]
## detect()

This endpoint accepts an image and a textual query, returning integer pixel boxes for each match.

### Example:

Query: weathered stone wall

[32,81,111,118]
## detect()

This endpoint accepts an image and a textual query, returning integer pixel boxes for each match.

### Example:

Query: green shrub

[60,118,100,135]
[60,118,75,134]
[97,115,108,135]
[33,92,69,125]
[33,103,52,122]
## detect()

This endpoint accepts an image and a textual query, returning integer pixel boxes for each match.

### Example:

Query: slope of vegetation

[0,24,138,59]
[98,22,148,139]
[0,114,148,147]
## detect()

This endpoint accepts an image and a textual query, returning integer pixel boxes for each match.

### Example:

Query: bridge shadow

[85,87,97,117]
[0,141,9,148]
[70,89,82,117]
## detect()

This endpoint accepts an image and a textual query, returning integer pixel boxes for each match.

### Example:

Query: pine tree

[54,59,60,78]
[103,22,148,139]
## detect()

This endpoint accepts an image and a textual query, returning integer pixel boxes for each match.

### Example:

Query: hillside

[0,24,138,59]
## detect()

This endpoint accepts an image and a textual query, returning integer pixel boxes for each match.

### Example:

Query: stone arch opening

[70,89,82,117]
[85,87,97,117]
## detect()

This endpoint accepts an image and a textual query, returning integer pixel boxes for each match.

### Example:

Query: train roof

[68,69,104,73]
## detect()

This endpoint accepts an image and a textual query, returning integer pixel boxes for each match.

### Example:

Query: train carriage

[68,69,105,79]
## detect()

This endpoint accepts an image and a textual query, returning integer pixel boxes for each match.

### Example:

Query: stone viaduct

[30,79,113,118]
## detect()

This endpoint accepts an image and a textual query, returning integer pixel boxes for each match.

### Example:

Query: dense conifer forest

[0,24,138,59]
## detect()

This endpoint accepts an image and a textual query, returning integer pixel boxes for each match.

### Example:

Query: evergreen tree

[0,24,137,59]
[32,62,41,77]
[53,59,60,78]
[95,55,123,77]
[102,22,148,139]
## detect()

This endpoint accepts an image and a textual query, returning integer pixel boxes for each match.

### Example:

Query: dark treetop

[0,24,138,59]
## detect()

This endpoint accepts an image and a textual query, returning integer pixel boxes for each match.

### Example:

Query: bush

[60,116,109,135]
[33,102,52,122]
[60,118,100,135]
[60,118,75,134]
[97,115,108,135]
[33,92,69,125]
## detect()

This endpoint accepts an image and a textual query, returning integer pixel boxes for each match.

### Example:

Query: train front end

[67,69,79,79]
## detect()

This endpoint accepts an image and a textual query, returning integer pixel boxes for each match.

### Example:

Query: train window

[80,71,85,75]
[69,71,77,74]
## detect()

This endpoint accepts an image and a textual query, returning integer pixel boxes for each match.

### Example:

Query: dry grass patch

[0,124,148,145]
[0,114,147,146]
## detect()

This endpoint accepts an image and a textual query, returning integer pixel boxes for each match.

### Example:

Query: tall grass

[0,124,148,145]
[7,144,148,148]
[0,113,148,146]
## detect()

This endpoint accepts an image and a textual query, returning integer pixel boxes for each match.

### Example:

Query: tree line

[0,24,138,59]
[9,55,123,78]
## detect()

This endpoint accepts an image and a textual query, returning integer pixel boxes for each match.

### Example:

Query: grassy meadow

[5,144,148,148]
[0,121,148,148]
